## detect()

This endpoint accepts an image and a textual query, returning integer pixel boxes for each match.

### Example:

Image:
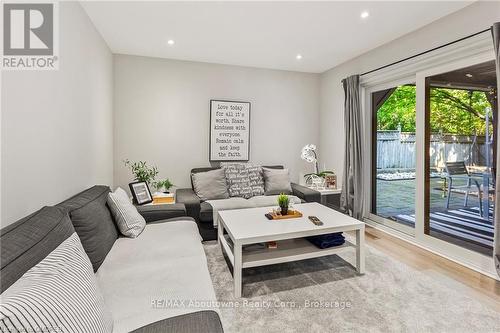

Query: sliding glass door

[370,83,416,234]
[424,60,497,256]
[365,42,497,275]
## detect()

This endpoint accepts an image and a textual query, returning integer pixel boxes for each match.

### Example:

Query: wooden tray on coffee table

[267,209,303,220]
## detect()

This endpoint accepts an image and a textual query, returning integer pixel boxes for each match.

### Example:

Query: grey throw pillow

[0,233,113,333]
[192,168,229,200]
[246,165,265,196]
[56,186,118,272]
[223,163,253,199]
[107,187,146,238]
[263,167,293,195]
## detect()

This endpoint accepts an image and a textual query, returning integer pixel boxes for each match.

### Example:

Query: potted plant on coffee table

[277,193,289,216]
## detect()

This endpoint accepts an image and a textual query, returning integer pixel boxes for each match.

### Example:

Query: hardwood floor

[357,226,500,312]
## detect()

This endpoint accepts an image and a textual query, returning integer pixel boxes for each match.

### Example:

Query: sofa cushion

[204,197,254,227]
[246,165,265,196]
[263,167,293,195]
[136,203,187,223]
[108,187,146,238]
[57,185,119,272]
[190,167,221,189]
[0,206,74,293]
[192,168,229,200]
[223,163,252,198]
[0,233,113,333]
[96,220,218,333]
[247,195,302,208]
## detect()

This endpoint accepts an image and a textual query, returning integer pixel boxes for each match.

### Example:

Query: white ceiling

[81,1,473,73]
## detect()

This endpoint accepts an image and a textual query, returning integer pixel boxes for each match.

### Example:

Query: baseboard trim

[364,219,499,281]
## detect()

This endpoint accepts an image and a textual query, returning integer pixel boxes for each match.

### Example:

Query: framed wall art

[209,100,250,162]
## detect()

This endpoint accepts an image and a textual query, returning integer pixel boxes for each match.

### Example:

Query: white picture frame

[209,100,250,161]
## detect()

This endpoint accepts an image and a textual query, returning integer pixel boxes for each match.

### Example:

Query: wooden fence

[376,131,490,170]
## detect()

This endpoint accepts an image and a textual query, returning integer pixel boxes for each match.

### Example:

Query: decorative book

[267,241,278,249]
[152,193,174,204]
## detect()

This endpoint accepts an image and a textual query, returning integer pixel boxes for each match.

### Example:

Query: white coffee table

[217,202,365,298]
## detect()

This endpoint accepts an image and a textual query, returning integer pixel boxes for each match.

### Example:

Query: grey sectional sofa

[177,165,321,241]
[0,185,223,333]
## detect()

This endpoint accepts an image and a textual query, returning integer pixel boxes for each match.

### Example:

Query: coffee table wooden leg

[356,227,365,274]
[233,242,242,298]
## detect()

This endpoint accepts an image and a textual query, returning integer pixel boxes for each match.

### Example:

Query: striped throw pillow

[107,187,146,238]
[0,233,113,333]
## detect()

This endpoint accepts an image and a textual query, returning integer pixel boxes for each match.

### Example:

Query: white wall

[1,2,113,226]
[114,55,319,191]
[320,1,500,187]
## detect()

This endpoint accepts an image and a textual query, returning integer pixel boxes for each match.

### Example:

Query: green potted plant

[277,193,289,216]
[153,179,174,194]
[123,159,158,186]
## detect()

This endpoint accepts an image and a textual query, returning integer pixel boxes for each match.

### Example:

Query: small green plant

[277,193,289,215]
[153,179,174,192]
[124,159,158,185]
[277,193,289,207]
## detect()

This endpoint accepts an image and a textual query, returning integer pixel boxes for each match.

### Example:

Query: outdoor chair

[444,161,483,216]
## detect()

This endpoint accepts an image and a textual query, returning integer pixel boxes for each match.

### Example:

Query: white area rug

[203,240,500,333]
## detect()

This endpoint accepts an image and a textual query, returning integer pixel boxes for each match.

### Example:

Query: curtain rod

[360,27,492,77]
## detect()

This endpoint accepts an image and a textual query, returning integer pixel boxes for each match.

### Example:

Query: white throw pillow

[0,233,113,333]
[107,187,146,238]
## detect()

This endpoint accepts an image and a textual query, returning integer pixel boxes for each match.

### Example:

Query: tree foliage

[376,85,494,135]
[430,88,492,135]
[377,86,416,132]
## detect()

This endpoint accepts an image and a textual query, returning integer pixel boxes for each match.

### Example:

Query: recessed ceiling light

[465,73,473,78]
[167,39,175,45]
[296,54,303,60]
[361,11,369,19]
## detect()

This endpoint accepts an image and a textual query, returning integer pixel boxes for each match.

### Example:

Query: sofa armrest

[136,203,186,223]
[131,310,224,333]
[291,183,321,203]
[176,188,201,222]
[147,216,196,225]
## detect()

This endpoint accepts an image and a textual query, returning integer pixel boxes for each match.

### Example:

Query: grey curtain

[340,75,364,219]
[492,22,500,276]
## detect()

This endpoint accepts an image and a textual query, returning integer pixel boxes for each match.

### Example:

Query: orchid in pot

[300,144,335,184]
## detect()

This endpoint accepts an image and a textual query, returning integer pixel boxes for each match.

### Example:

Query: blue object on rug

[306,232,345,249]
